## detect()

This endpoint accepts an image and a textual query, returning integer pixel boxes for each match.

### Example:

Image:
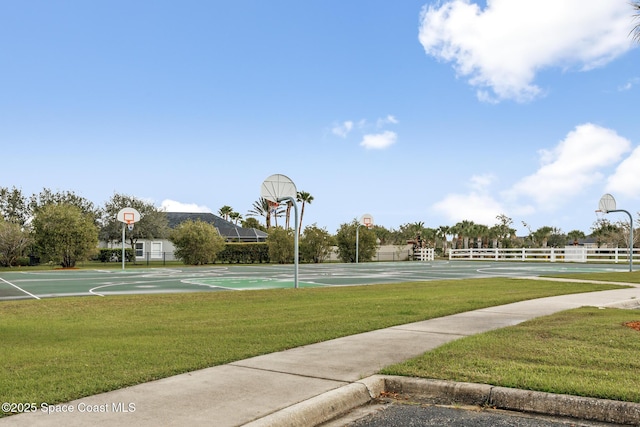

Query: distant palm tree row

[223,191,314,233]
[222,191,636,250]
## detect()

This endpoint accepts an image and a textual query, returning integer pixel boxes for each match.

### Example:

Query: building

[133,212,267,261]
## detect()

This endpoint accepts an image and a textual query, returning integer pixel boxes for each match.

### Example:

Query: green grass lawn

[0,275,633,416]
[382,306,640,402]
[548,270,640,283]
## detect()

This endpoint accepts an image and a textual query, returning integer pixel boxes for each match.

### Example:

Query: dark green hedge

[216,243,269,264]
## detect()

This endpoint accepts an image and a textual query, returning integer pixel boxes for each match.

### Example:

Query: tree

[170,219,225,265]
[436,225,451,254]
[100,193,169,255]
[470,223,489,248]
[451,220,475,249]
[299,224,333,263]
[247,197,280,229]
[335,220,377,263]
[229,211,242,225]
[494,214,515,248]
[0,186,29,227]
[267,226,294,264]
[533,226,554,247]
[296,191,314,236]
[218,205,233,221]
[241,217,266,232]
[397,222,430,246]
[30,188,99,223]
[284,199,293,230]
[591,218,622,248]
[0,219,32,266]
[567,229,586,245]
[632,1,640,43]
[32,203,98,268]
[546,227,566,248]
[371,225,393,246]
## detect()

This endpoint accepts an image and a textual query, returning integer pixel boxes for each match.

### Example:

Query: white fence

[449,246,640,263]
[414,247,435,261]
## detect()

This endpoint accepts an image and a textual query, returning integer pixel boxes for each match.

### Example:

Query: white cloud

[376,115,399,127]
[433,174,505,225]
[359,131,398,150]
[606,146,640,197]
[332,121,354,138]
[508,123,631,207]
[419,0,633,102]
[160,199,211,213]
[334,115,400,149]
[469,173,495,191]
[433,192,504,225]
[618,77,640,92]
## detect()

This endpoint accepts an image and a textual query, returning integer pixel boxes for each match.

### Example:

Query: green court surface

[0,261,631,301]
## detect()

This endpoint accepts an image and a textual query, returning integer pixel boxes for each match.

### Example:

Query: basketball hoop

[360,213,374,229]
[267,200,280,214]
[116,207,141,271]
[598,193,616,214]
[595,209,605,222]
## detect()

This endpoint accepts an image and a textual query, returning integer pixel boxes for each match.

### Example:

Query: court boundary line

[0,277,40,300]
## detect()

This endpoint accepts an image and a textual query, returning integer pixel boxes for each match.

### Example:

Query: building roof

[165,212,267,242]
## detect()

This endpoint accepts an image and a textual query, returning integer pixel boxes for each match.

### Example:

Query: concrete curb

[382,376,640,426]
[247,376,640,426]
[243,377,385,427]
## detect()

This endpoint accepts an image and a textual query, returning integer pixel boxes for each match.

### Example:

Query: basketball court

[0,260,630,301]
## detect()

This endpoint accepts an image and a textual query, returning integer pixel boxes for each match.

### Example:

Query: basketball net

[595,209,606,223]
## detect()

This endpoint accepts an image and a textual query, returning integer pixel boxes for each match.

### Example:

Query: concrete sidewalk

[3,285,640,426]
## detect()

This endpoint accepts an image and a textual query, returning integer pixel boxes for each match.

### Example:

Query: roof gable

[165,212,267,241]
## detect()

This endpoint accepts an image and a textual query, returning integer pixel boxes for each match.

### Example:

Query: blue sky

[1,1,639,236]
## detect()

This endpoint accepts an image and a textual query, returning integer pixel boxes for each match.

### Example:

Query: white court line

[0,277,40,300]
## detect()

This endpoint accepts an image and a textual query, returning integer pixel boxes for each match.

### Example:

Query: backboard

[117,207,141,224]
[260,174,297,203]
[360,213,374,228]
[598,194,616,213]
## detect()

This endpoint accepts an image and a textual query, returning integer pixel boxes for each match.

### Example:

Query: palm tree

[436,225,450,254]
[472,224,489,248]
[247,198,272,228]
[284,200,293,230]
[453,220,475,249]
[632,1,640,43]
[533,226,554,247]
[296,191,314,235]
[229,211,242,225]
[218,205,233,221]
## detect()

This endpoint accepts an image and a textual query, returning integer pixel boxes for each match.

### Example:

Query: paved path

[3,282,640,426]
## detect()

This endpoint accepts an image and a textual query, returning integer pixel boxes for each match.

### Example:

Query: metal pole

[122,224,125,270]
[356,224,361,264]
[609,209,634,272]
[279,197,299,288]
